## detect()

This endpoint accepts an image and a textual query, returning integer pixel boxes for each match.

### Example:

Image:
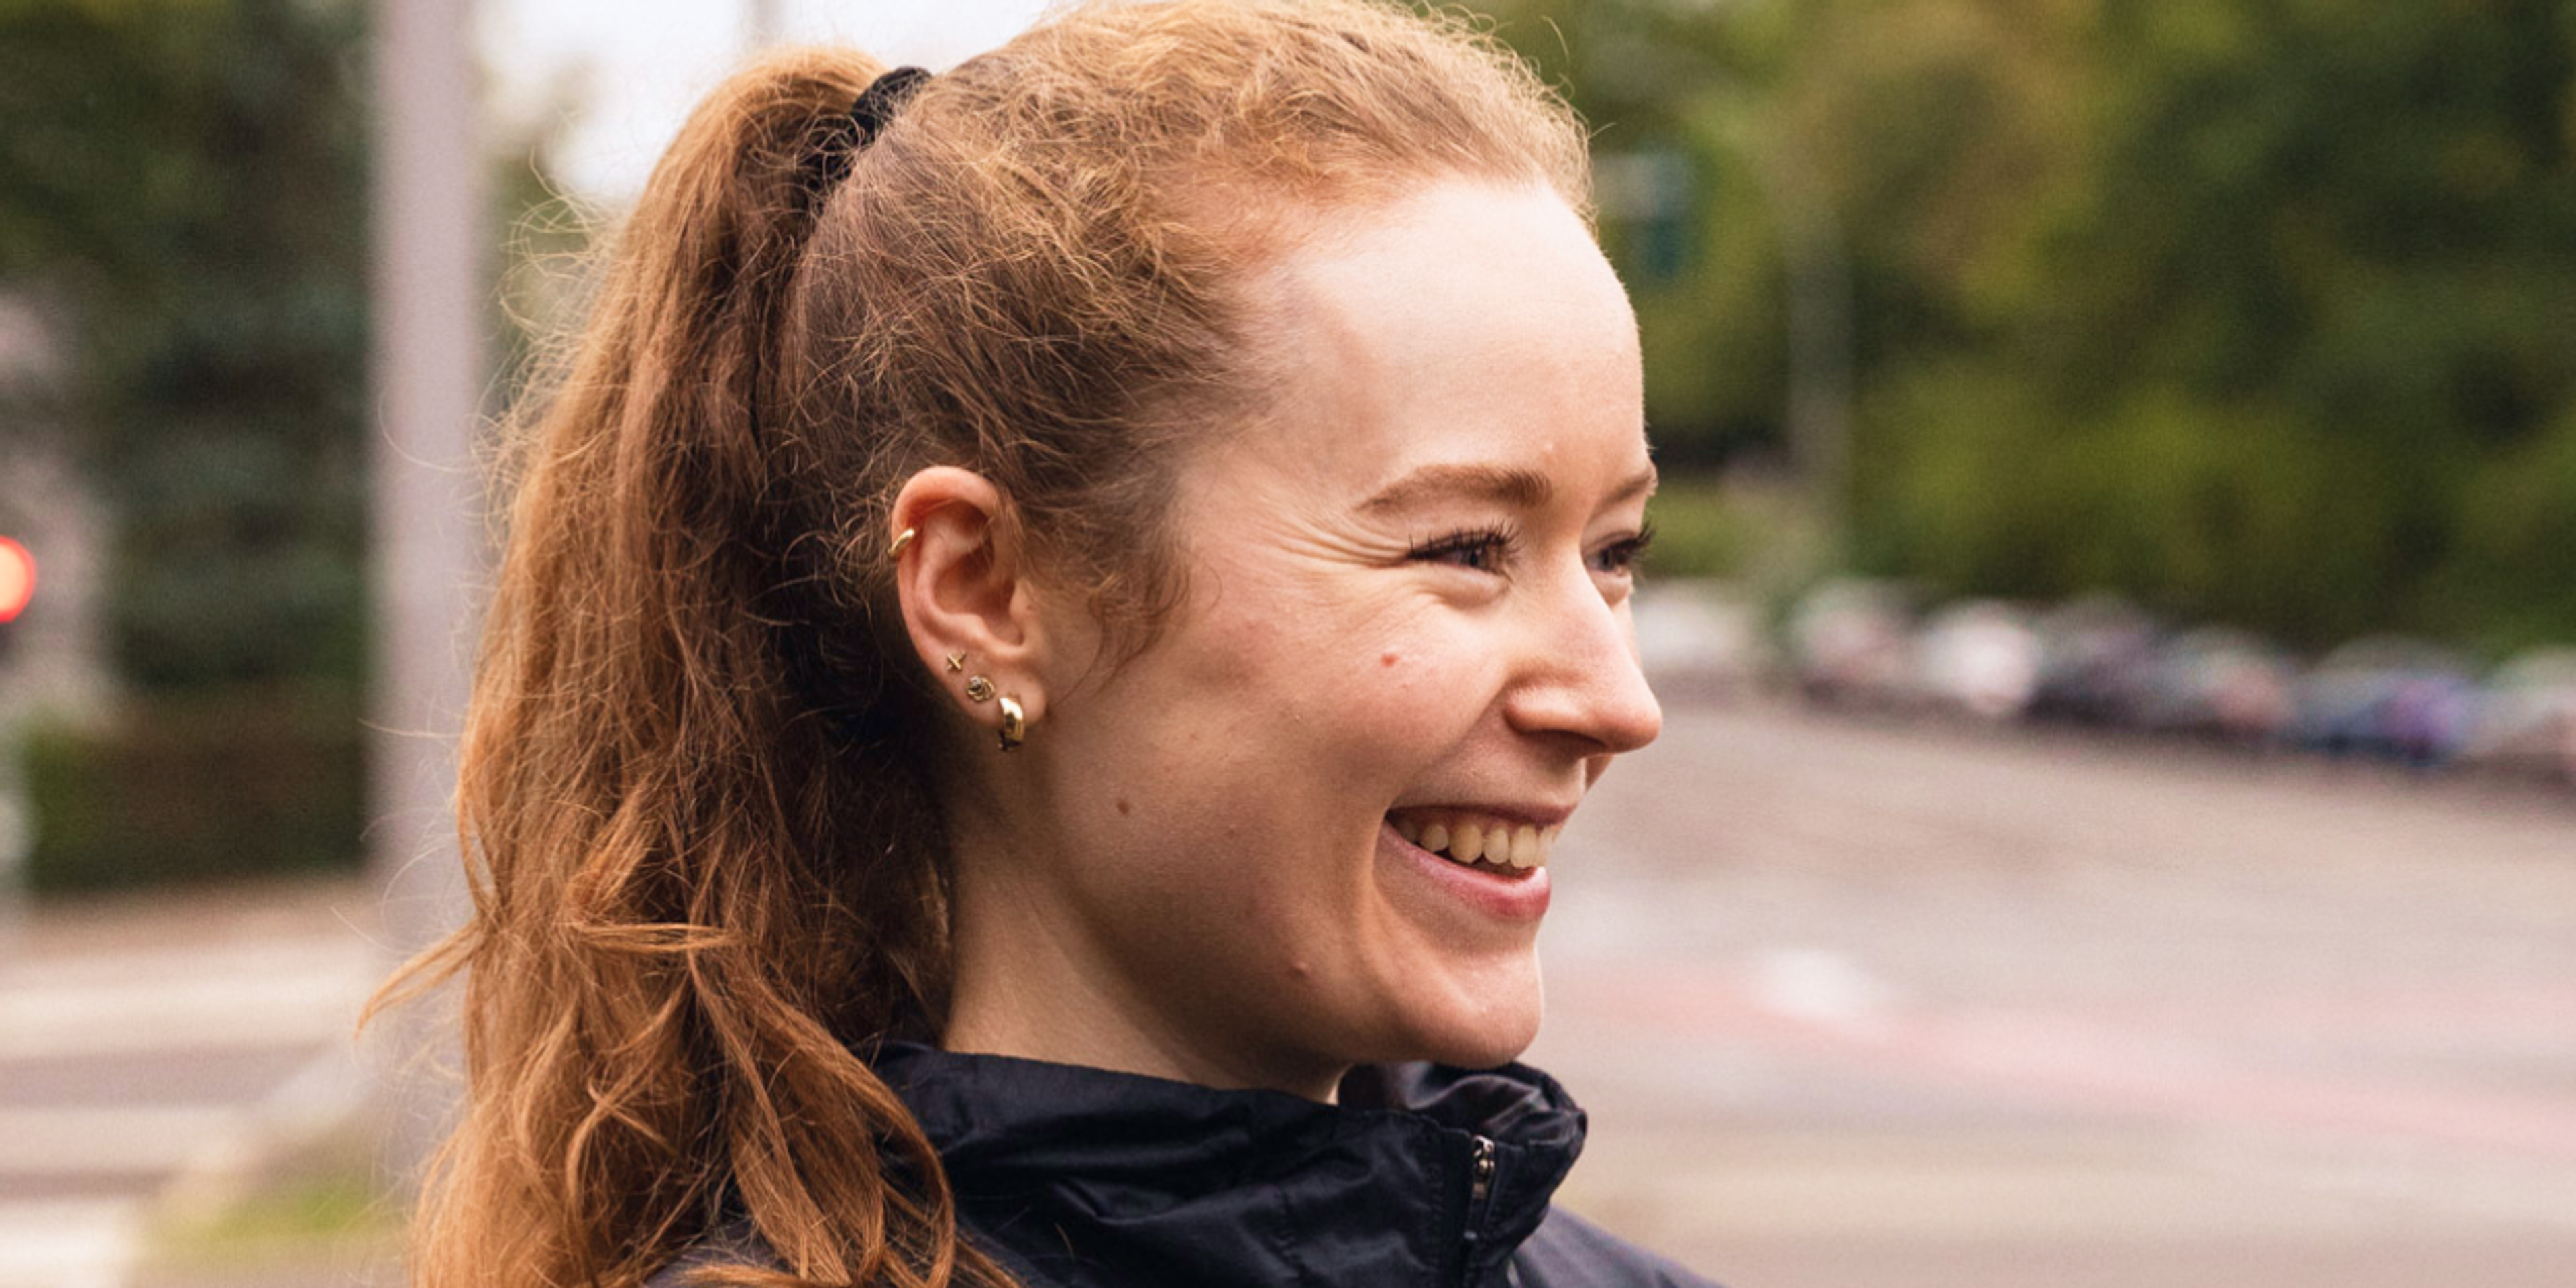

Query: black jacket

[653,1042,1719,1288]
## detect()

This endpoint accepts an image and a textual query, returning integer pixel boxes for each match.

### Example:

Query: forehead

[1218,180,1647,488]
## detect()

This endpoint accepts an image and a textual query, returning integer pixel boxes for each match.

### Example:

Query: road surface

[0,882,384,1288]
[1534,700,2576,1287]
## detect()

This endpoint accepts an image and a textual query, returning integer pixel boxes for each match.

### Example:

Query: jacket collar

[871,1042,1588,1287]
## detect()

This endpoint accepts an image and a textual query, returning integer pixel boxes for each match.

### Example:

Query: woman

[397,2,1709,1285]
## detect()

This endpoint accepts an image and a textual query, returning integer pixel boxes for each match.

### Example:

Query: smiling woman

[947,183,1666,1097]
[386,3,1711,1287]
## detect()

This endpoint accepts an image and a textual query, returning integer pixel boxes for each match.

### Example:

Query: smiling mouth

[1388,812,1558,877]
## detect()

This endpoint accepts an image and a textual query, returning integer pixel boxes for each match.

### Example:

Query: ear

[890,466,1057,733]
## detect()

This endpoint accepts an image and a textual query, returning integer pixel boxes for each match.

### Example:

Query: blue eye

[1408,525,1517,572]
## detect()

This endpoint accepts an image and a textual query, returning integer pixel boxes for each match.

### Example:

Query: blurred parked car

[2461,648,2576,785]
[1632,580,1776,698]
[1913,600,2042,722]
[1787,578,1915,709]
[2295,637,2479,769]
[2029,594,2162,728]
[2135,626,2300,749]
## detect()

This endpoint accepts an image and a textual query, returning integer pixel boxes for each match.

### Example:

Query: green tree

[1934,0,2576,647]
[1,0,374,890]
[1,0,373,691]
[1489,0,2576,653]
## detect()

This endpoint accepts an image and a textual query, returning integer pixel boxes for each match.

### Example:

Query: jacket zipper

[1456,1134,1497,1287]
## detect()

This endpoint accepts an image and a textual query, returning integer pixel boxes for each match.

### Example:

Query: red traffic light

[0,536,33,623]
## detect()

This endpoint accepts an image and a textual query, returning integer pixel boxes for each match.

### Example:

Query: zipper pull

[1458,1134,1500,1288]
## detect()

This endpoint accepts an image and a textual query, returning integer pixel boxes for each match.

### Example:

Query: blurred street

[3,696,2572,1285]
[0,882,382,1288]
[1534,699,2576,1287]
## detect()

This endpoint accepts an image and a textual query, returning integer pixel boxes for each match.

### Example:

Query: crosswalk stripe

[0,951,380,1062]
[0,1198,141,1288]
[0,1106,250,1175]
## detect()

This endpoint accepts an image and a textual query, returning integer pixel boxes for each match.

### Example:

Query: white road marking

[0,1199,141,1288]
[0,1106,251,1175]
[0,924,391,1287]
[1748,947,1896,1034]
[0,938,380,1062]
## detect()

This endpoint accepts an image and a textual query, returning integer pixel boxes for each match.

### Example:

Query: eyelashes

[1404,520,1655,578]
[1406,523,1518,572]
[1595,521,1654,575]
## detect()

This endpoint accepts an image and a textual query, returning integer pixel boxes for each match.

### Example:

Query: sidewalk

[0,877,394,1288]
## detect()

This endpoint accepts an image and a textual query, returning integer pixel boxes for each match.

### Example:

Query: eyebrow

[1356,460,1659,516]
[1360,464,1552,515]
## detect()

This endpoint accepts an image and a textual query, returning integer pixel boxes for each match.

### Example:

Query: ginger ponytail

[385,5,1593,1286]
[390,48,1006,1288]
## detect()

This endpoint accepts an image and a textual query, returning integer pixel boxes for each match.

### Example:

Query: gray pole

[745,0,783,48]
[1704,109,1856,549]
[1766,154,1853,545]
[370,0,485,1179]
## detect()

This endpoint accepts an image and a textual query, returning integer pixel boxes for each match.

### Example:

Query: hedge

[21,687,366,894]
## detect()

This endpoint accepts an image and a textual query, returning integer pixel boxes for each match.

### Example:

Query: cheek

[1108,580,1493,834]
[1356,618,1501,732]
[1181,586,1401,731]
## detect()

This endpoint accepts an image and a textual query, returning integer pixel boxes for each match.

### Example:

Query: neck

[941,838,1349,1102]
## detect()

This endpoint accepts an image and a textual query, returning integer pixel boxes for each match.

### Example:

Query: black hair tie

[812,67,930,189]
[850,66,932,149]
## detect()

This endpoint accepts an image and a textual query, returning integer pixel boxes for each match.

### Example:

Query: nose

[1505,570,1663,757]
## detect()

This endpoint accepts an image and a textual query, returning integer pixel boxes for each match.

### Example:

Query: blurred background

[0,0,2570,1285]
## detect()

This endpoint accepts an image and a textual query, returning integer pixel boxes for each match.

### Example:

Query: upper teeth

[1391,813,1559,870]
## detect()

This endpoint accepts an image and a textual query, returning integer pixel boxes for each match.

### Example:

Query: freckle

[1116,797,1132,816]
[1381,651,1400,667]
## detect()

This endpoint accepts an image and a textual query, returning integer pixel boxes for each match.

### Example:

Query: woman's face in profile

[1026,179,1660,1093]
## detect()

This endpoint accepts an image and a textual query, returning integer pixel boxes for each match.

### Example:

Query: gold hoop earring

[888,527,918,559]
[964,675,995,704]
[996,694,1026,752]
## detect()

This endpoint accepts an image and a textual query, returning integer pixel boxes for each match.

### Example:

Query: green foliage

[1643,471,1836,603]
[3,0,372,892]
[0,0,372,690]
[1485,0,2576,654]
[1640,474,1758,580]
[146,1126,397,1273]
[2434,402,2576,655]
[21,687,366,893]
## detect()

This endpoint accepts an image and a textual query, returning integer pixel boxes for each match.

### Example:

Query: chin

[1428,1022,1540,1071]
[1397,965,1544,1070]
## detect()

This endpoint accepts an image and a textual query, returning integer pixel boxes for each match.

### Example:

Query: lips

[1386,810,1560,873]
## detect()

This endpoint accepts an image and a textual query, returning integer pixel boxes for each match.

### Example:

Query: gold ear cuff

[888,527,918,558]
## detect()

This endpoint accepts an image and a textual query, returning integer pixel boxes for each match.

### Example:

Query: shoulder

[1511,1206,1725,1288]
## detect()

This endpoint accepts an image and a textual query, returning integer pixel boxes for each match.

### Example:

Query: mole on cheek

[1380,651,1400,667]
[1116,797,1132,816]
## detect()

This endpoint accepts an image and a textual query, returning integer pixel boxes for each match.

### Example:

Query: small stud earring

[964,675,995,704]
[888,527,918,559]
[996,694,1026,752]
[944,651,966,673]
